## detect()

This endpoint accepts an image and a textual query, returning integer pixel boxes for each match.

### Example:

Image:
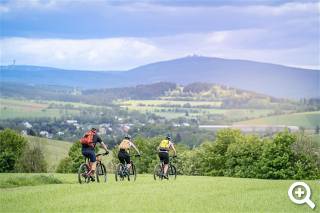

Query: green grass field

[0,98,107,119]
[25,136,72,172]
[235,111,320,128]
[0,99,77,119]
[120,99,223,107]
[0,173,319,213]
[119,100,274,120]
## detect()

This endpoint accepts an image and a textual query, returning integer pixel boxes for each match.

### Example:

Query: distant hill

[1,56,319,98]
[1,81,298,109]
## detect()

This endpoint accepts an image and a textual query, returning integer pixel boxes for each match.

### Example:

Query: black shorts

[158,151,169,164]
[82,149,96,162]
[118,150,130,164]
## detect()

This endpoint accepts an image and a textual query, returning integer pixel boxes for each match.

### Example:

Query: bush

[195,129,243,176]
[225,135,263,178]
[0,129,27,172]
[257,131,296,179]
[56,141,83,173]
[179,129,320,180]
[56,157,73,173]
[16,142,47,173]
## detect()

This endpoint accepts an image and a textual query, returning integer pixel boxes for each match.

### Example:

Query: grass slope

[0,174,319,213]
[25,136,72,172]
[235,111,320,129]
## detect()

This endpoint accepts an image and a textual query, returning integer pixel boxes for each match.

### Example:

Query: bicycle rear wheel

[168,164,177,180]
[78,163,90,184]
[96,163,107,183]
[153,164,163,180]
[115,163,125,182]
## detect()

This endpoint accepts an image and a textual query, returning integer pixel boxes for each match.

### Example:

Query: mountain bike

[78,152,108,184]
[115,154,140,182]
[154,156,177,180]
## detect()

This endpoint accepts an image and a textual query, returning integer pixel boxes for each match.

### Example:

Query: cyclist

[157,134,177,179]
[81,128,109,181]
[118,135,141,174]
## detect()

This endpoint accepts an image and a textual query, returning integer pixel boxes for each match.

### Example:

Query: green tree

[291,133,320,179]
[258,131,296,179]
[16,142,47,173]
[0,129,27,172]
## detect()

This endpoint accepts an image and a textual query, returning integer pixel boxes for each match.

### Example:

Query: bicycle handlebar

[96,152,109,157]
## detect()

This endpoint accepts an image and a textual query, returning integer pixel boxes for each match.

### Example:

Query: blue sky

[0,0,319,70]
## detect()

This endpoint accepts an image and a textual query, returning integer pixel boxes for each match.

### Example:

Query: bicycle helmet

[166,134,171,140]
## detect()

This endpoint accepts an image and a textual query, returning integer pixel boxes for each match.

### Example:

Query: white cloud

[0,37,167,70]
[1,28,319,70]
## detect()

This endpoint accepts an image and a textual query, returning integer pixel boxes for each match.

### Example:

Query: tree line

[57,129,320,180]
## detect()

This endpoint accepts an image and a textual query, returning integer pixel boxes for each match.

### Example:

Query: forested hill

[0,81,294,108]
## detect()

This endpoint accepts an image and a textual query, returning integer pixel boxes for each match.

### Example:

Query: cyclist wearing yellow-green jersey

[157,134,177,179]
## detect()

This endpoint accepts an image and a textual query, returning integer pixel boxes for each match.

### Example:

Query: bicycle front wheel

[96,163,107,183]
[78,163,90,184]
[153,164,163,181]
[130,163,137,181]
[168,164,177,180]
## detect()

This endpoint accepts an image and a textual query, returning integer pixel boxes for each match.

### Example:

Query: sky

[0,0,319,71]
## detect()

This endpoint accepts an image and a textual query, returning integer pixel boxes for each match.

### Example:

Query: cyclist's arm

[101,142,108,152]
[130,142,140,155]
[170,142,177,156]
[96,135,108,152]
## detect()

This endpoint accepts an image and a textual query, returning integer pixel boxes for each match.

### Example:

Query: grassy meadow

[0,173,319,213]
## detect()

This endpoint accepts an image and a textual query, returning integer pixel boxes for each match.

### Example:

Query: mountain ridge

[1,56,319,98]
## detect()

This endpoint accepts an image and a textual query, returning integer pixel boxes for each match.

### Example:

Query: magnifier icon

[288,182,315,209]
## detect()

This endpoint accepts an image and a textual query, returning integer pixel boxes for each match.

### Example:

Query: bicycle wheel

[96,163,107,183]
[78,163,90,184]
[153,164,163,180]
[168,164,177,180]
[115,163,125,182]
[129,163,137,181]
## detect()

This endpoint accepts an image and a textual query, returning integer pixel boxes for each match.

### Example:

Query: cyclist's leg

[162,152,169,176]
[124,152,131,170]
[118,150,127,165]
[87,151,97,177]
[118,151,126,175]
